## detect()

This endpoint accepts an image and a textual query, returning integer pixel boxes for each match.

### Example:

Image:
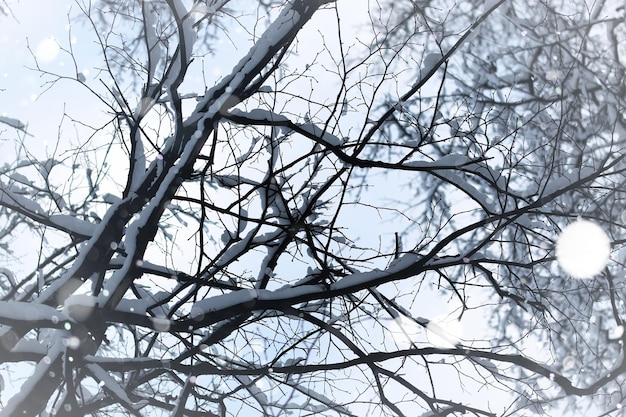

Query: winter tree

[0,0,624,415]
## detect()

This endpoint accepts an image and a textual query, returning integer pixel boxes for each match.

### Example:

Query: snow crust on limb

[435,170,497,212]
[190,289,258,319]
[162,0,196,89]
[0,115,31,135]
[0,184,45,215]
[190,284,323,319]
[142,1,162,79]
[0,267,16,290]
[0,187,95,237]
[50,214,96,237]
[228,108,343,146]
[115,286,171,316]
[86,363,148,410]
[190,253,423,320]
[0,301,70,324]
[405,153,474,169]
[127,128,146,194]
[6,172,31,185]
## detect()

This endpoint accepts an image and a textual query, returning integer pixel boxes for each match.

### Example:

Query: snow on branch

[86,363,149,411]
[0,185,95,238]
[0,301,71,328]
[224,109,504,189]
[227,108,343,146]
[187,253,422,327]
[0,115,31,136]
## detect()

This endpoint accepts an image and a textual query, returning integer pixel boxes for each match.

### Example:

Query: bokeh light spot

[562,355,576,371]
[389,316,420,347]
[556,219,610,279]
[35,37,60,63]
[426,315,463,348]
[151,316,171,332]
[66,336,80,350]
